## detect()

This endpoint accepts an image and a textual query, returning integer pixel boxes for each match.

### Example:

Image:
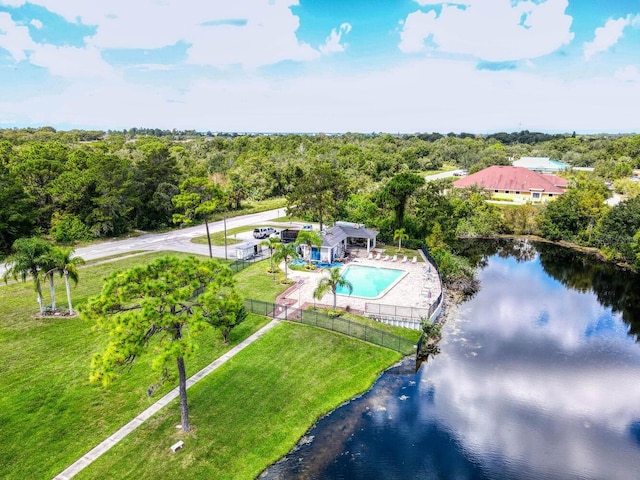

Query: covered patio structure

[298,222,379,264]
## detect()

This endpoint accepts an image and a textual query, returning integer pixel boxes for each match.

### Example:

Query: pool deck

[277,249,441,314]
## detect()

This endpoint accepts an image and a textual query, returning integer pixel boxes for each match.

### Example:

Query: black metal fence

[227,250,271,274]
[243,298,416,355]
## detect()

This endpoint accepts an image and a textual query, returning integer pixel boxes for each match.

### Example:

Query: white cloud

[0,12,35,61]
[29,44,114,78]
[185,1,320,69]
[3,56,640,133]
[583,16,635,60]
[12,0,326,69]
[0,11,113,78]
[614,65,640,82]
[29,19,43,29]
[319,22,352,55]
[399,0,574,62]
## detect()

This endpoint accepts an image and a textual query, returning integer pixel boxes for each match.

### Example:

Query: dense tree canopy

[1,127,640,269]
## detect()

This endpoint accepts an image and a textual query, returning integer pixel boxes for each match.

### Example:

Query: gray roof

[321,226,348,247]
[321,225,378,248]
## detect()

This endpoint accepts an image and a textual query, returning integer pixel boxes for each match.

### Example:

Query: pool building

[298,221,379,264]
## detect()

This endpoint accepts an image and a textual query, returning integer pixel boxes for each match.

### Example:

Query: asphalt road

[0,208,301,278]
[425,169,466,181]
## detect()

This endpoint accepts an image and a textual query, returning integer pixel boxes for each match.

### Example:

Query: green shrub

[49,213,91,243]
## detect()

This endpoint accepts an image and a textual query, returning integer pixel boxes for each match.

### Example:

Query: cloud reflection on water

[423,254,640,479]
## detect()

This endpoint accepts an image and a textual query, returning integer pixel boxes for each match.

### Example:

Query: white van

[253,227,276,239]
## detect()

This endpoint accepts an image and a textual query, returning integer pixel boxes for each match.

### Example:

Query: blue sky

[0,0,639,133]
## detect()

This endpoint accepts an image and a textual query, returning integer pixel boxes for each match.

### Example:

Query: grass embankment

[0,252,270,479]
[1,252,410,479]
[77,322,401,479]
[336,311,421,344]
[191,226,246,247]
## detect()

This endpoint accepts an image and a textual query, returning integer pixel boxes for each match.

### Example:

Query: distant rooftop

[513,156,569,172]
[453,165,567,194]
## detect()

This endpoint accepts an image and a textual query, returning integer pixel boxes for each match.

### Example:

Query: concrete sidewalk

[54,319,281,480]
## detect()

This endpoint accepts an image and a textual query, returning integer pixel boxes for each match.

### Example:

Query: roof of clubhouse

[452,165,568,194]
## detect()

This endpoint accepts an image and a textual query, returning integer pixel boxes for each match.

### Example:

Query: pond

[261,240,640,480]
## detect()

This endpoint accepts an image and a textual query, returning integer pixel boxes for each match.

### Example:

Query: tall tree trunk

[64,271,73,315]
[36,281,44,314]
[49,274,56,310]
[204,217,213,258]
[176,355,190,432]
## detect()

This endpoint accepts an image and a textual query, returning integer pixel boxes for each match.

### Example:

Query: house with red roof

[452,165,567,203]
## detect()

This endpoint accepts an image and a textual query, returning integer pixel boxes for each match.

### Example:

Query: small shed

[235,244,258,260]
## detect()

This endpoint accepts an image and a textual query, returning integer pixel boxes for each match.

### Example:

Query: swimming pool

[336,265,405,299]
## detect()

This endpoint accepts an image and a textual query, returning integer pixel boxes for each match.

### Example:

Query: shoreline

[463,234,636,271]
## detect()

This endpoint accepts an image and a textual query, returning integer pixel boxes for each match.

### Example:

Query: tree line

[1,127,640,267]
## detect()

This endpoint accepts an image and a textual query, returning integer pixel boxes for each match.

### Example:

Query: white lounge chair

[368,252,373,260]
[391,254,397,262]
[402,255,408,263]
[375,252,381,260]
[411,256,417,264]
[382,255,390,261]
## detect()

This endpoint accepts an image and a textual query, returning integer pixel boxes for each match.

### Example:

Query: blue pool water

[336,265,404,298]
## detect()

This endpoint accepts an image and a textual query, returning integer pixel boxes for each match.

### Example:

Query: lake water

[261,240,640,480]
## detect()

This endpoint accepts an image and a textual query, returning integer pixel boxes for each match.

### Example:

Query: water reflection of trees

[454,238,538,268]
[458,239,640,342]
[535,242,640,342]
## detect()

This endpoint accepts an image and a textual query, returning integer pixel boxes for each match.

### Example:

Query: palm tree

[273,242,299,282]
[42,251,60,310]
[49,246,85,315]
[394,228,409,252]
[295,230,323,267]
[313,267,353,310]
[260,236,281,277]
[3,237,51,314]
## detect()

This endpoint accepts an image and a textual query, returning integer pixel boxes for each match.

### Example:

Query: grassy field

[77,322,401,479]
[1,252,411,479]
[233,259,290,303]
[0,252,271,479]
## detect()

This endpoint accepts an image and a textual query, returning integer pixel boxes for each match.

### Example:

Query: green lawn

[0,252,412,479]
[0,252,270,479]
[76,322,401,479]
[234,258,290,302]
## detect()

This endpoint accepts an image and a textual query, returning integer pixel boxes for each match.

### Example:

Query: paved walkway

[53,319,281,479]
